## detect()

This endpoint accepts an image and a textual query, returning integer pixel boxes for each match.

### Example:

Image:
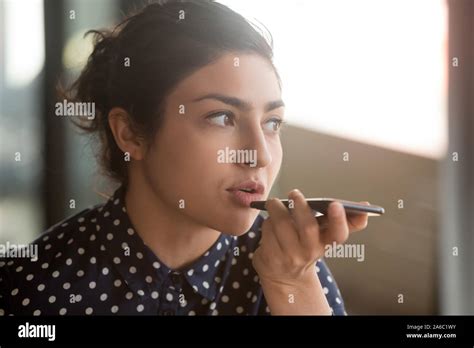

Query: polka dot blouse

[0,186,347,316]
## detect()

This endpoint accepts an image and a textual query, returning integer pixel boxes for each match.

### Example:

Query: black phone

[250,198,385,216]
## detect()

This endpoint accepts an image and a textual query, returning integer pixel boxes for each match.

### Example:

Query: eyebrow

[192,93,285,113]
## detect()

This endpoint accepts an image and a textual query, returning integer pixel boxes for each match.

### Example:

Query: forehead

[167,52,281,106]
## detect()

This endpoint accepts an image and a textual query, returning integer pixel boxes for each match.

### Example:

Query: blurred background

[0,0,473,315]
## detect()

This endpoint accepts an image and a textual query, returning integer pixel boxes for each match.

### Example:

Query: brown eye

[263,117,284,132]
[207,112,234,127]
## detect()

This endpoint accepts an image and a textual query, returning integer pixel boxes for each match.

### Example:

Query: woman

[0,0,369,316]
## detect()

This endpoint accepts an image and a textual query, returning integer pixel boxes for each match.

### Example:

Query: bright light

[5,0,45,88]
[219,0,448,159]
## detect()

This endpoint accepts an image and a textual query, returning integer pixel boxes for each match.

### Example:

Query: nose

[237,123,273,169]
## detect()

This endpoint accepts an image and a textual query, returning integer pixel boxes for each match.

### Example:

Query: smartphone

[250,198,385,216]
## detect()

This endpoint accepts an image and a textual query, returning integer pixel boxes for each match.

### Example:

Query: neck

[124,178,221,271]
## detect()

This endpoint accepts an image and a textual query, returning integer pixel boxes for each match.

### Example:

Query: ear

[108,107,146,161]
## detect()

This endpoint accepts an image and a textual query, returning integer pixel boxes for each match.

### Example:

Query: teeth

[240,188,253,193]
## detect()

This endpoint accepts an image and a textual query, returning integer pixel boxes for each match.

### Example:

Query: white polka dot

[192,285,198,292]
[323,287,329,294]
[151,291,159,299]
[85,307,93,315]
[136,252,143,259]
[52,271,60,278]
[214,276,221,283]
[231,258,237,266]
[187,269,194,276]
[41,263,49,269]
[26,274,34,281]
[90,234,96,241]
[100,293,108,301]
[153,262,161,269]
[222,295,229,303]
[316,265,320,273]
[114,279,122,287]
[96,225,101,231]
[104,211,110,217]
[90,257,96,264]
[203,281,209,289]
[251,295,258,303]
[201,298,209,305]
[202,264,209,272]
[57,232,64,239]
[111,305,119,313]
[33,309,41,316]
[248,231,256,238]
[79,226,86,232]
[21,298,30,306]
[136,304,144,312]
[55,251,61,258]
[188,310,196,316]
[77,248,85,255]
[77,270,85,277]
[209,302,216,310]
[214,260,220,267]
[59,308,67,315]
[11,288,19,296]
[145,276,153,283]
[63,282,71,290]
[127,228,134,235]
[166,293,173,301]
[107,233,113,240]
[212,309,219,315]
[66,258,72,266]
[232,281,240,289]
[102,267,109,275]
[113,257,121,264]
[113,219,120,226]
[137,290,145,296]
[125,292,133,300]
[89,281,96,289]
[236,306,244,314]
[336,297,342,304]
[243,268,249,276]
[246,291,252,299]
[43,235,50,241]
[78,217,85,223]
[217,242,222,250]
[129,266,136,274]
[248,252,254,259]
[48,296,56,303]
[67,238,74,245]
[327,275,333,283]
[75,294,82,302]
[37,284,45,291]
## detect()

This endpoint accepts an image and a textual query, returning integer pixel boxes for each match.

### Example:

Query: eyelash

[206,111,286,132]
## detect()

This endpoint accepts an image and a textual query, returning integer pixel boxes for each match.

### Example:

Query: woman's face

[143,52,284,235]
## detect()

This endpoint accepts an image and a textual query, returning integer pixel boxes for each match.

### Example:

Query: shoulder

[0,203,105,315]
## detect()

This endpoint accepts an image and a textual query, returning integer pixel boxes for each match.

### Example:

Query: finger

[288,189,320,247]
[265,197,299,253]
[346,201,369,232]
[259,216,284,255]
[321,202,349,246]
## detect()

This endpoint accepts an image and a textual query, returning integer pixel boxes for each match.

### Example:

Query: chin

[216,212,259,236]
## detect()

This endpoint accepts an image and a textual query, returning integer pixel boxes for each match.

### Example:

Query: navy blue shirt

[0,186,347,316]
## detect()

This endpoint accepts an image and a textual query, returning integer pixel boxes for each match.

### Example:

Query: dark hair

[67,0,279,186]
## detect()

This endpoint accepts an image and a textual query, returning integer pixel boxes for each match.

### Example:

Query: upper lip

[226,180,265,194]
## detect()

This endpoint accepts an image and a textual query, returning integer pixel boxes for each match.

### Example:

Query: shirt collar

[97,185,233,301]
